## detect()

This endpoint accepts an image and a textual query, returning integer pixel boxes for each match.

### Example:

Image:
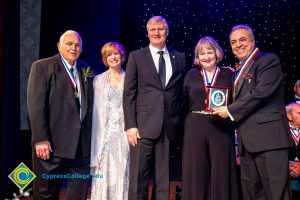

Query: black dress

[181,67,239,200]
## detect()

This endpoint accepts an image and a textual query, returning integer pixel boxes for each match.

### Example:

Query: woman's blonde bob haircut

[193,36,224,66]
[101,42,126,67]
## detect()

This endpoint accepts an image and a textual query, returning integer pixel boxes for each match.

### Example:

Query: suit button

[161,104,164,108]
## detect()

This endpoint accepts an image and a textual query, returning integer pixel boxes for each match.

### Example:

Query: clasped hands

[289,161,300,178]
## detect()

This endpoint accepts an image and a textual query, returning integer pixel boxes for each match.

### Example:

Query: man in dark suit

[213,24,293,199]
[123,16,185,200]
[286,103,300,199]
[27,30,94,199]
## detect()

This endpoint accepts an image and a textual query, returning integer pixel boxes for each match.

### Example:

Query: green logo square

[8,162,36,190]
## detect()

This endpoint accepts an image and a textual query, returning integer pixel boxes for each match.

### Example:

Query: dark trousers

[240,147,292,200]
[32,153,90,200]
[128,131,170,200]
[292,189,300,200]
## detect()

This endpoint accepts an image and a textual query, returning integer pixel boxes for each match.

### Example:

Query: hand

[213,106,229,118]
[126,128,141,147]
[35,141,52,160]
[290,161,300,178]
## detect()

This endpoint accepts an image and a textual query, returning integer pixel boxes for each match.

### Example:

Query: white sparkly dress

[90,70,129,200]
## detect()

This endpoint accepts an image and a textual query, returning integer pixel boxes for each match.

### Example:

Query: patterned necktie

[158,51,166,88]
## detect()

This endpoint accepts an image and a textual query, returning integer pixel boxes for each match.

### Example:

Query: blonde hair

[193,36,224,66]
[101,42,126,67]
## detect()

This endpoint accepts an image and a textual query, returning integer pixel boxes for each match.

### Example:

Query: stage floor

[23,181,181,200]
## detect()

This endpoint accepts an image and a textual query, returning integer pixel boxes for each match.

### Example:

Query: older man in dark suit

[214,25,293,199]
[27,30,94,199]
[123,16,185,200]
[286,103,300,199]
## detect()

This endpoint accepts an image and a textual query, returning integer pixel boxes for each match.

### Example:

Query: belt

[191,110,213,115]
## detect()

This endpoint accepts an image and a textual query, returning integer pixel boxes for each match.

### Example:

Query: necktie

[158,51,166,88]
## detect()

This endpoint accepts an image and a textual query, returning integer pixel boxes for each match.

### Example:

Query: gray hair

[286,103,300,115]
[59,30,82,46]
[230,24,255,41]
[146,16,169,32]
[294,79,300,87]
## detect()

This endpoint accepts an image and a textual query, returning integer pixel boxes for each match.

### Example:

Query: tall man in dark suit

[123,16,185,200]
[27,30,94,199]
[213,25,293,199]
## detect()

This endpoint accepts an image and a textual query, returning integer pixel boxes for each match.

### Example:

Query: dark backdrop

[40,0,121,73]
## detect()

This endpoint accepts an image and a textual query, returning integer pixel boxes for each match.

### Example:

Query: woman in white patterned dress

[90,42,129,200]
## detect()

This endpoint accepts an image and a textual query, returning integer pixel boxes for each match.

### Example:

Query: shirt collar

[149,44,168,56]
[60,54,77,70]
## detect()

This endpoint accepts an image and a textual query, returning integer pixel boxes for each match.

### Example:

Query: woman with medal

[90,42,130,200]
[181,36,238,200]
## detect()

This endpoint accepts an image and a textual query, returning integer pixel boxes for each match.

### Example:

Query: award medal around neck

[234,47,259,88]
[201,67,221,108]
[201,66,220,88]
[60,54,79,98]
[290,128,299,145]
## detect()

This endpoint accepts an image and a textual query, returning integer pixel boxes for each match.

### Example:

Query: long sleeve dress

[90,70,130,200]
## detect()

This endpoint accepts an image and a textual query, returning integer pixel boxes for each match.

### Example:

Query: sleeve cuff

[227,108,235,121]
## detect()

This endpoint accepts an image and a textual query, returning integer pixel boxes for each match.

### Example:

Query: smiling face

[230,29,255,62]
[288,104,300,128]
[198,46,217,70]
[106,49,122,70]
[57,31,82,65]
[147,21,169,50]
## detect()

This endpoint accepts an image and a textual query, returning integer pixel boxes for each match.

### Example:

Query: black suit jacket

[228,52,293,153]
[123,46,185,140]
[27,54,93,159]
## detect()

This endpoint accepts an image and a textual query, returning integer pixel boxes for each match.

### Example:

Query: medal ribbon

[234,47,259,88]
[290,128,300,145]
[201,66,220,87]
[60,54,78,91]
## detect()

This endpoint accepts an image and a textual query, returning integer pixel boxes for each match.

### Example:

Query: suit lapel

[76,61,88,119]
[234,60,254,99]
[56,55,82,117]
[234,53,260,100]
[143,47,163,88]
[166,49,183,89]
